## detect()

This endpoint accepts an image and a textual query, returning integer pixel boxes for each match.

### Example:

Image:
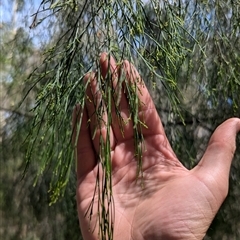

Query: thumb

[193,118,240,196]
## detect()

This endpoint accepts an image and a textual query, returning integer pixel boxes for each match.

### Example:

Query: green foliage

[1,0,240,239]
[23,1,191,238]
[25,0,183,201]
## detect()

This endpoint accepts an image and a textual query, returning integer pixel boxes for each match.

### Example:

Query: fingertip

[193,117,240,182]
[83,71,96,85]
[99,52,108,62]
[99,52,117,79]
[208,117,240,151]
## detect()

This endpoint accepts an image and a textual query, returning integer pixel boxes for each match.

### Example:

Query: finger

[193,118,240,196]
[99,52,118,80]
[84,71,115,153]
[99,53,132,141]
[121,60,160,135]
[72,104,97,180]
[121,60,177,159]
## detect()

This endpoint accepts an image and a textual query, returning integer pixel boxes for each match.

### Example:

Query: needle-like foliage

[19,0,240,239]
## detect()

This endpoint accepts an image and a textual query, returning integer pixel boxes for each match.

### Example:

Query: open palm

[73,53,240,240]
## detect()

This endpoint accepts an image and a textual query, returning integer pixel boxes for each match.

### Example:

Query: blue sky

[1,0,48,46]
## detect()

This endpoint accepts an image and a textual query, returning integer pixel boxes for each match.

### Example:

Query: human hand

[72,53,240,240]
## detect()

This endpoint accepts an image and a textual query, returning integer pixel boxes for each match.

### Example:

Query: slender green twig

[24,0,240,239]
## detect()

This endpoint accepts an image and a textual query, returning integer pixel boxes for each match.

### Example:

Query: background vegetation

[0,0,239,239]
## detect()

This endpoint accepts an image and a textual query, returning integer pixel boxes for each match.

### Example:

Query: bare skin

[72,53,240,240]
